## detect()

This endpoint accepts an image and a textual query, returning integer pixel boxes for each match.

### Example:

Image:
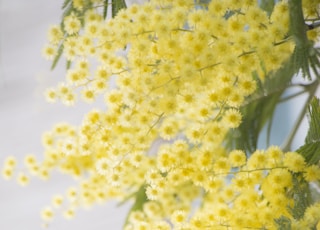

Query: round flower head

[229,150,247,167]
[64,14,81,35]
[283,152,306,172]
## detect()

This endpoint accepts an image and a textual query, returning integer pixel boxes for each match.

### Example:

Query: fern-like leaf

[103,0,109,19]
[51,44,64,70]
[292,41,320,80]
[289,0,320,80]
[296,97,320,165]
[225,57,295,153]
[274,216,291,230]
[260,0,275,16]
[287,174,312,220]
[62,0,72,9]
[112,0,127,18]
[123,185,147,228]
[305,97,320,143]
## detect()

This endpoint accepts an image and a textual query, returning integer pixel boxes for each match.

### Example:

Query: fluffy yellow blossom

[63,14,81,35]
[42,44,57,60]
[247,150,267,169]
[63,207,76,219]
[304,165,320,181]
[223,109,242,128]
[2,167,14,180]
[81,87,96,103]
[44,88,58,103]
[228,150,247,167]
[283,151,306,172]
[4,0,319,229]
[47,25,63,45]
[4,156,17,167]
[17,173,29,186]
[72,0,84,10]
[24,154,37,167]
[52,194,64,208]
[41,207,54,221]
[266,145,283,165]
[171,210,187,225]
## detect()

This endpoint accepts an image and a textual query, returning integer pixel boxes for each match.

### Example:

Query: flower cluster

[130,147,320,230]
[3,0,320,229]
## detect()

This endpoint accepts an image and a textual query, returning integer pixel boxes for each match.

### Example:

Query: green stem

[279,89,308,103]
[282,80,319,151]
[288,0,309,46]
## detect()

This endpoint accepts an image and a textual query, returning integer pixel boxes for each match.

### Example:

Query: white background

[0,1,317,230]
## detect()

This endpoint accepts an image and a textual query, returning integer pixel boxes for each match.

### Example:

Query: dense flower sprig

[3,0,320,229]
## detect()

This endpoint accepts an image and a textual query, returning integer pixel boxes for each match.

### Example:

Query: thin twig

[281,80,319,151]
[279,89,308,103]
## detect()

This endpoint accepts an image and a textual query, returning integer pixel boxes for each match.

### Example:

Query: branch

[282,80,319,151]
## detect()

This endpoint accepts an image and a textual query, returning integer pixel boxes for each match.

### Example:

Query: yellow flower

[9,0,307,227]
[81,87,96,103]
[267,168,292,189]
[63,14,81,35]
[52,195,63,208]
[229,150,246,167]
[159,118,179,140]
[223,109,242,128]
[213,157,230,173]
[44,88,58,103]
[146,186,160,201]
[304,165,320,182]
[95,158,110,176]
[42,44,57,60]
[72,0,84,10]
[283,152,306,172]
[17,173,29,186]
[63,207,76,219]
[41,207,54,221]
[3,156,17,168]
[171,210,187,225]
[2,167,13,180]
[47,25,63,45]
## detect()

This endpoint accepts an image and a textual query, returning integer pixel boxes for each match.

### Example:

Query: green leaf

[287,174,312,220]
[288,98,320,225]
[274,216,291,230]
[225,57,295,153]
[123,185,147,228]
[62,0,72,9]
[103,0,109,19]
[289,0,308,46]
[198,0,211,4]
[112,0,127,18]
[288,0,320,80]
[305,97,320,144]
[310,181,320,203]
[51,43,64,70]
[62,2,74,19]
[295,97,320,165]
[291,41,320,80]
[66,60,72,70]
[297,141,320,165]
[260,0,275,16]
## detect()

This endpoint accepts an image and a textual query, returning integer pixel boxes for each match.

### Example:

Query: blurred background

[0,1,317,230]
[0,1,132,229]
